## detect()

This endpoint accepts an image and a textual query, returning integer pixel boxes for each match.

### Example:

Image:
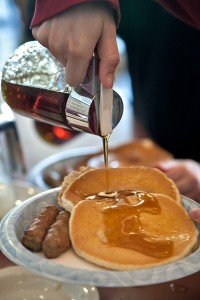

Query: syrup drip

[86,190,173,258]
[102,135,110,192]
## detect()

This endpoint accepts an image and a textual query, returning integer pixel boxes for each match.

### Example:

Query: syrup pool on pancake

[86,190,173,258]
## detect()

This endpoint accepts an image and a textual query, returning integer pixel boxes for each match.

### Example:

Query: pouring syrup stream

[102,134,111,193]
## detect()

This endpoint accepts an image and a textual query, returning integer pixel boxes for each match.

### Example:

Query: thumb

[154,160,179,171]
[189,208,200,223]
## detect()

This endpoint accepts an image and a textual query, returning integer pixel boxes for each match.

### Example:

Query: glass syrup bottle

[1,41,123,137]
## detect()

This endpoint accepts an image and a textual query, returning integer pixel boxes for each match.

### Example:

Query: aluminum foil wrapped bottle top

[2,41,69,92]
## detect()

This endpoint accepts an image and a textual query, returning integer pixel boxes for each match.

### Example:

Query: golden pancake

[69,193,198,270]
[58,166,181,211]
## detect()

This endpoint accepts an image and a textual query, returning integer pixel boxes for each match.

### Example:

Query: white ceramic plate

[0,188,200,287]
[0,266,99,300]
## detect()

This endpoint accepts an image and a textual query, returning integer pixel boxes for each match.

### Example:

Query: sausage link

[42,211,71,258]
[22,205,59,252]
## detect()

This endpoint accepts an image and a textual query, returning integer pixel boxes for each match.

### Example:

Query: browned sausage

[22,205,59,252]
[42,211,71,258]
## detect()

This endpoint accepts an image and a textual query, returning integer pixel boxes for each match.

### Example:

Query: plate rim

[0,188,200,287]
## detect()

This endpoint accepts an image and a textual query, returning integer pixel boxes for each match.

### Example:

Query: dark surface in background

[117,0,200,161]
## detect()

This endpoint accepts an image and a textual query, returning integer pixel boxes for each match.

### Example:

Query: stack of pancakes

[58,166,198,270]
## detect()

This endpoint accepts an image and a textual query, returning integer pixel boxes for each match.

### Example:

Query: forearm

[31,0,120,27]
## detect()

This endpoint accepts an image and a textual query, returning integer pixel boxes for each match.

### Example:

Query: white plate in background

[0,266,99,300]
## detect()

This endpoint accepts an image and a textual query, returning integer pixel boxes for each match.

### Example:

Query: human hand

[32,2,119,88]
[189,207,200,223]
[154,159,200,203]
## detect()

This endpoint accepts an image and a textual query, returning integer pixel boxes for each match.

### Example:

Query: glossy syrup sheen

[102,135,110,191]
[86,190,173,258]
